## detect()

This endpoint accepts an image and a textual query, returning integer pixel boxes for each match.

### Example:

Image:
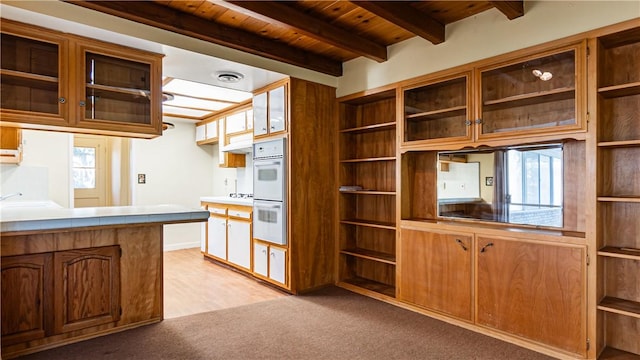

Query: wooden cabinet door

[227,219,251,269]
[476,236,586,356]
[208,216,227,259]
[253,91,268,136]
[53,246,121,334]
[398,229,473,321]
[73,40,162,137]
[1,253,53,346]
[0,20,69,127]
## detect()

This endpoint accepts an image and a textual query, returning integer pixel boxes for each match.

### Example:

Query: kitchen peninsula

[0,203,209,358]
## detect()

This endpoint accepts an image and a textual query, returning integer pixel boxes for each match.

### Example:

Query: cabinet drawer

[209,207,227,216]
[228,210,251,219]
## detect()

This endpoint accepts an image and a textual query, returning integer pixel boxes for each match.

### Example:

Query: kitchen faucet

[0,192,23,201]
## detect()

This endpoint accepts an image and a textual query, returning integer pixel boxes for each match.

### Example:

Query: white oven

[253,139,285,202]
[253,200,286,245]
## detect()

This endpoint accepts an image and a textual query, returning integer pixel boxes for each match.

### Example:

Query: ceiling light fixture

[216,71,244,83]
[532,69,553,81]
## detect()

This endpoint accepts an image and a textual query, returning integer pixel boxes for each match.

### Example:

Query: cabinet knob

[270,125,275,130]
[79,101,86,107]
[262,127,267,131]
[262,249,267,254]
[270,252,275,257]
[59,97,66,104]
[475,119,483,124]
[465,120,472,126]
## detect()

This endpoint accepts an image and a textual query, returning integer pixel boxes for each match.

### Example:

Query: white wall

[131,118,215,250]
[337,1,640,97]
[0,130,72,207]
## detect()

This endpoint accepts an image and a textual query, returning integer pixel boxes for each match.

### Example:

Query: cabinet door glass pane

[480,49,576,135]
[269,86,285,133]
[253,92,267,136]
[84,52,151,124]
[1,33,60,115]
[404,77,468,142]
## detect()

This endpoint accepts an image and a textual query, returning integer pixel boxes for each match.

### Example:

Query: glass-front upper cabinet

[402,72,472,146]
[477,42,585,140]
[74,40,163,136]
[0,20,69,126]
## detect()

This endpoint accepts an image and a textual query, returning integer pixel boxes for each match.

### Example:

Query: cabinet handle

[261,127,267,131]
[270,252,275,257]
[465,120,471,126]
[455,239,468,251]
[59,97,66,104]
[79,100,86,107]
[262,249,267,254]
[480,242,494,253]
[475,119,483,124]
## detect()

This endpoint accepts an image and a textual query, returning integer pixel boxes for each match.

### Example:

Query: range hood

[222,133,253,154]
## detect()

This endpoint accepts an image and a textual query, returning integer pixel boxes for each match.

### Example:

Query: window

[507,146,563,227]
[73,146,96,189]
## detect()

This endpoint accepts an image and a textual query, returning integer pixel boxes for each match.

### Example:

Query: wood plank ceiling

[66,1,524,77]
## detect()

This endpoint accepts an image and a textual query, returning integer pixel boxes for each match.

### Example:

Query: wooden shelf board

[338,277,396,298]
[340,248,396,265]
[598,246,640,260]
[598,82,640,98]
[405,105,466,120]
[340,156,396,163]
[598,196,640,203]
[598,297,640,319]
[483,86,574,109]
[340,121,396,134]
[598,139,640,147]
[0,68,58,83]
[339,190,396,195]
[86,83,150,97]
[599,347,640,360]
[340,219,396,230]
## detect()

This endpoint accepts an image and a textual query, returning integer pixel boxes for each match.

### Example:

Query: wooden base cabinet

[476,236,587,357]
[1,253,53,346]
[1,246,121,348]
[398,229,472,321]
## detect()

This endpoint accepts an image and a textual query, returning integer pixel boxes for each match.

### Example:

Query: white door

[73,135,107,207]
[253,243,268,277]
[252,92,267,136]
[227,219,250,269]
[269,247,286,284]
[195,124,206,141]
[208,216,227,259]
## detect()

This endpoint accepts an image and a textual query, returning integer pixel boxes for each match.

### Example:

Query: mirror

[437,144,563,228]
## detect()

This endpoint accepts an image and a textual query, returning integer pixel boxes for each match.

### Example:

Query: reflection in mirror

[437,144,563,228]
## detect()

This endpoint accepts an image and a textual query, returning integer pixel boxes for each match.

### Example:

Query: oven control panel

[253,138,285,159]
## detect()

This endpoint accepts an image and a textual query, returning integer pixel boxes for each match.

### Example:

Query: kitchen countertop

[0,203,210,233]
[200,196,253,207]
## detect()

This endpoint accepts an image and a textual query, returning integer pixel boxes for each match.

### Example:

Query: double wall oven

[253,138,286,245]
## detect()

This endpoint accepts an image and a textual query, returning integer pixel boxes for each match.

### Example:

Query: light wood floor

[163,248,288,319]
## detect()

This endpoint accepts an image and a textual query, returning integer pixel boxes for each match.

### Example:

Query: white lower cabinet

[253,243,268,277]
[269,247,286,285]
[200,222,206,252]
[227,219,251,269]
[207,216,227,259]
[253,242,287,285]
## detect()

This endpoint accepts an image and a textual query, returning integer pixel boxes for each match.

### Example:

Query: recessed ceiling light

[216,71,244,83]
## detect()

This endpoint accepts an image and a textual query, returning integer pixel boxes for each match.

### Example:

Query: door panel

[53,246,121,334]
[398,229,473,321]
[476,236,586,356]
[208,216,227,259]
[227,219,250,269]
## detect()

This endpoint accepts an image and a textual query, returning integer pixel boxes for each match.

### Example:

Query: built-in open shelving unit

[337,87,397,299]
[594,26,640,358]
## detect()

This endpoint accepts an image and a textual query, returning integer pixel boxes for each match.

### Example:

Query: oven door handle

[254,161,282,166]
[254,203,282,209]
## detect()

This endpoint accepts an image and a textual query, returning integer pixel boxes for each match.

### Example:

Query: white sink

[0,200,62,209]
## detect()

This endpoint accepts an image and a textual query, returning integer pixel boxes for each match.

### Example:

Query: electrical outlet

[137,174,146,184]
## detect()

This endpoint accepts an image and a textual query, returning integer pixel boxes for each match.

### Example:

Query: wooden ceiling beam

[64,1,343,76]
[489,1,525,20]
[351,1,445,45]
[223,1,388,63]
